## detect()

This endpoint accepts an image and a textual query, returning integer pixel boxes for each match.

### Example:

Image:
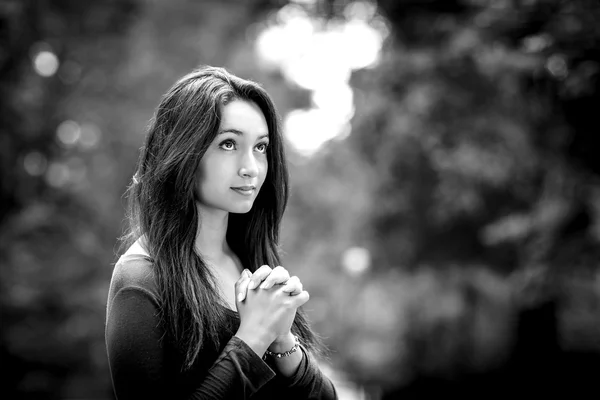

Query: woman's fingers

[247,265,272,290]
[260,266,290,290]
[235,269,252,303]
[290,290,310,308]
[281,276,303,295]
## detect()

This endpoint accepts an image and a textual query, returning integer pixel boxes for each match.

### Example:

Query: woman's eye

[219,140,235,150]
[256,143,269,153]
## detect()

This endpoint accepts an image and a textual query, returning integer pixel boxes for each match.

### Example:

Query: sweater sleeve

[268,346,338,400]
[105,286,275,400]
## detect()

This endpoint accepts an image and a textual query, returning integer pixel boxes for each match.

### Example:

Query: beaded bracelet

[263,335,300,360]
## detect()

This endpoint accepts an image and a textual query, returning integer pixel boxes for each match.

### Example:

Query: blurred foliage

[281,0,600,397]
[2,0,600,398]
[1,0,140,397]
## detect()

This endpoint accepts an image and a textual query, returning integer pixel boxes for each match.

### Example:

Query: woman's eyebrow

[218,128,269,140]
[218,128,243,136]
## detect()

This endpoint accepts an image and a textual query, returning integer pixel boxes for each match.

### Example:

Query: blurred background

[2,0,600,398]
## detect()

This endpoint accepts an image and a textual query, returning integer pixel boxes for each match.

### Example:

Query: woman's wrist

[234,328,273,357]
[265,333,304,377]
[268,332,296,353]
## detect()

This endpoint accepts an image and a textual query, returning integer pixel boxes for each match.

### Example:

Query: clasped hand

[237,265,304,302]
[235,265,309,347]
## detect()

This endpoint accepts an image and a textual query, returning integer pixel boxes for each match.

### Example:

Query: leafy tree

[274,0,600,396]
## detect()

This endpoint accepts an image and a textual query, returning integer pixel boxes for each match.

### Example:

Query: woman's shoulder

[110,240,158,300]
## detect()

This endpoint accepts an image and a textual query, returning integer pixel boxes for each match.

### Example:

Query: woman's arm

[106,286,275,400]
[266,332,304,377]
[264,344,338,400]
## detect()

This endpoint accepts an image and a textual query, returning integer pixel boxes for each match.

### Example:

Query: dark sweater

[105,253,337,399]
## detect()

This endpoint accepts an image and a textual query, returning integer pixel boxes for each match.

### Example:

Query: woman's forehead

[218,100,269,138]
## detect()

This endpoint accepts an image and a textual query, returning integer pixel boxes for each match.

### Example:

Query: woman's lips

[231,186,255,196]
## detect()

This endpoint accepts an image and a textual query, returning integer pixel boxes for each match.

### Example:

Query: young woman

[105,66,337,399]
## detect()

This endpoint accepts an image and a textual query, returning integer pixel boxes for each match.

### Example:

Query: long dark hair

[123,66,320,370]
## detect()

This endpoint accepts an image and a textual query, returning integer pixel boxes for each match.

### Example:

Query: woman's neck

[194,202,231,262]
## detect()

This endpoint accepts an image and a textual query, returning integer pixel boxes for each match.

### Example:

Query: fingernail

[260,282,268,289]
[237,293,245,302]
[248,281,257,290]
[243,269,250,277]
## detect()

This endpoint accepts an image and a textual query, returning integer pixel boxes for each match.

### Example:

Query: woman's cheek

[260,161,268,182]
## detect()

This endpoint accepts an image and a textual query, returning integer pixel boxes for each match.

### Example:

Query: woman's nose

[238,151,258,178]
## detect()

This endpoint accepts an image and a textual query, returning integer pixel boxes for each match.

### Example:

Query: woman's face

[195,99,269,214]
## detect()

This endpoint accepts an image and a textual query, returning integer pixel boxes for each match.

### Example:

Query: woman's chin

[228,203,254,214]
